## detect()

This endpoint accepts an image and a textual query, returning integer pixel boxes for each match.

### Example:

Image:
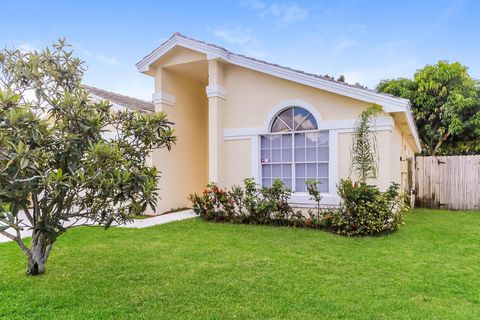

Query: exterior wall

[151,69,208,213]
[338,130,394,191]
[222,65,371,130]
[147,58,418,209]
[390,125,402,188]
[219,64,400,204]
[223,139,251,186]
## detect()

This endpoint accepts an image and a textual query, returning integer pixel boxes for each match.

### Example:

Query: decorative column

[153,67,176,112]
[206,59,227,183]
[151,67,178,214]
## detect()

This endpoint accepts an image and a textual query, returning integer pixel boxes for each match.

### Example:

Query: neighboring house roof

[83,85,154,113]
[136,32,421,151]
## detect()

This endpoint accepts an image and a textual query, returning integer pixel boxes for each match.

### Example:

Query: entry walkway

[0,210,197,243]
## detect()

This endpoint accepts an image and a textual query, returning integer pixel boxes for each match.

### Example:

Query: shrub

[189,178,303,226]
[189,183,235,222]
[190,178,409,237]
[306,179,323,226]
[330,179,409,236]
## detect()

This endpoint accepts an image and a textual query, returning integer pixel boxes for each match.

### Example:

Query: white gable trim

[137,34,421,151]
[136,36,409,112]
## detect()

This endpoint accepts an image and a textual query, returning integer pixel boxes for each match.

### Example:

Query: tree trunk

[432,133,450,156]
[27,230,54,275]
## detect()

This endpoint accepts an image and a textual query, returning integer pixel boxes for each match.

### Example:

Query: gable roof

[136,33,421,151]
[83,85,154,113]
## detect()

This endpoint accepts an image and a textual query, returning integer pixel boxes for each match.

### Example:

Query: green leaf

[20,158,29,169]
[56,168,63,180]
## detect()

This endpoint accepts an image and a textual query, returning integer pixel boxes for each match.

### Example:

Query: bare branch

[22,206,34,225]
[10,175,43,183]
[32,193,40,225]
[14,228,32,258]
[0,230,16,241]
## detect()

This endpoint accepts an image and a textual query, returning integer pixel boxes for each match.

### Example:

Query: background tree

[377,61,480,155]
[350,104,382,181]
[0,40,175,275]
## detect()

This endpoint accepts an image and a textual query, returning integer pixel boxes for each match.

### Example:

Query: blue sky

[1,0,479,100]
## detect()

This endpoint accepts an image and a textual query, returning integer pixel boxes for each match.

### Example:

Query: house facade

[136,33,421,213]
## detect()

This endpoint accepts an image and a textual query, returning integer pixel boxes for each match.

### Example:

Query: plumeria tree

[0,40,175,275]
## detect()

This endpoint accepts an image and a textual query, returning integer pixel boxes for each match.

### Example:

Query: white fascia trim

[136,36,228,72]
[227,53,409,113]
[152,92,176,106]
[405,103,422,152]
[206,85,227,99]
[137,35,420,149]
[224,116,394,140]
[136,36,409,113]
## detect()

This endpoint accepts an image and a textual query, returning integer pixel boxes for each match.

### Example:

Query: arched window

[261,106,329,193]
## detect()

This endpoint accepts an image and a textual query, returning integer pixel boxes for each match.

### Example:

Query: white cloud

[240,1,309,25]
[13,41,119,66]
[83,50,119,65]
[72,43,119,66]
[240,0,266,10]
[214,27,257,45]
[211,26,269,58]
[16,42,39,53]
[334,37,358,51]
[264,3,309,24]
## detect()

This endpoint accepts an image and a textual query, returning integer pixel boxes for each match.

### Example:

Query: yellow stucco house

[135,33,421,213]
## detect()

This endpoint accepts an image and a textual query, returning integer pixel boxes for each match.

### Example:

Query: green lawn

[1,209,479,319]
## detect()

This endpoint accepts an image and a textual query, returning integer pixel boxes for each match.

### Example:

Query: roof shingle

[83,85,154,113]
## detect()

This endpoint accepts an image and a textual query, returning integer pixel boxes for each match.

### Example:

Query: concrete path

[0,210,197,243]
[116,210,197,229]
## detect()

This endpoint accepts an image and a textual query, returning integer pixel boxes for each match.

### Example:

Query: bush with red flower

[190,178,304,226]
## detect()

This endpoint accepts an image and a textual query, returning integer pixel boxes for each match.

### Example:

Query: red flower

[304,218,312,227]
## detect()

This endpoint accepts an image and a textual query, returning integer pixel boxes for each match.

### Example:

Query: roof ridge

[82,84,153,104]
[82,84,154,113]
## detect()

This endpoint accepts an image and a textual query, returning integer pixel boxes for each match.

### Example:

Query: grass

[129,214,156,220]
[1,209,479,319]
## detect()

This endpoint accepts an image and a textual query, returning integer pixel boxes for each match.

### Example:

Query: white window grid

[261,130,329,192]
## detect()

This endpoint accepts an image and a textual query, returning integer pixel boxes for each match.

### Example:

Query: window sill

[289,193,341,207]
